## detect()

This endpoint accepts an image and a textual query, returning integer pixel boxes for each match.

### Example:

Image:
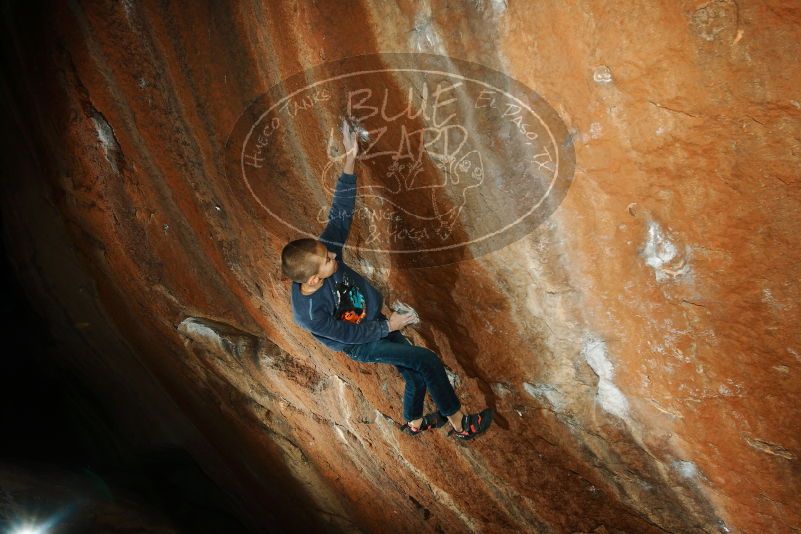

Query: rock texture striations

[1,1,800,532]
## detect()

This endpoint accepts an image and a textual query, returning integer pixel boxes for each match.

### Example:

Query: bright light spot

[12,526,44,534]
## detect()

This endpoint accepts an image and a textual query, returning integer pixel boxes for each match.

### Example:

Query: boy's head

[281,238,338,285]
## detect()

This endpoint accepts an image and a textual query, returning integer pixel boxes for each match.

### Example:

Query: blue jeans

[343,325,461,422]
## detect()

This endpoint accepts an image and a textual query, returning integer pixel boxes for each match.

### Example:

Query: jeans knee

[404,370,425,388]
[417,350,442,372]
[413,372,427,387]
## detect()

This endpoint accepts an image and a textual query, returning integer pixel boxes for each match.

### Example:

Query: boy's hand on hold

[388,310,417,331]
[341,119,359,159]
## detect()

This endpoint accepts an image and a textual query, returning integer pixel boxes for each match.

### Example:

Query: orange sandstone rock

[1,1,799,532]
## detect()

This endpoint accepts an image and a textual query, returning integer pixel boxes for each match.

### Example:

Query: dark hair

[281,239,322,283]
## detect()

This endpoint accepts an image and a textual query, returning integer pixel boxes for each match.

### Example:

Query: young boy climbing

[281,120,492,440]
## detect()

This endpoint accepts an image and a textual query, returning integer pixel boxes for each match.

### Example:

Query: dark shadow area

[0,2,257,529]
[0,216,253,533]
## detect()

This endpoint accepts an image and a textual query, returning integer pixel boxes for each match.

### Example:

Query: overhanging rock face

[2,2,800,532]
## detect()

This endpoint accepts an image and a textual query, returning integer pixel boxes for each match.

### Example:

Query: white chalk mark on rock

[409,12,441,53]
[91,114,122,173]
[672,460,699,480]
[523,382,565,413]
[582,337,629,419]
[641,220,690,282]
[592,65,613,84]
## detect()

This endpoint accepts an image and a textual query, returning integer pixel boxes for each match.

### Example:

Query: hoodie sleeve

[306,313,389,344]
[319,173,357,259]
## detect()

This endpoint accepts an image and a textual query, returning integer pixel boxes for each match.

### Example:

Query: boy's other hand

[341,119,359,159]
[388,310,417,331]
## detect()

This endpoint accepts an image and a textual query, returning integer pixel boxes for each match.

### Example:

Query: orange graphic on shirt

[335,276,367,324]
[340,309,367,324]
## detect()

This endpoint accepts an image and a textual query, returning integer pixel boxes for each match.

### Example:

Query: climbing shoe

[448,408,493,441]
[401,411,447,436]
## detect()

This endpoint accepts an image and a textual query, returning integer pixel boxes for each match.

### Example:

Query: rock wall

[1,1,799,532]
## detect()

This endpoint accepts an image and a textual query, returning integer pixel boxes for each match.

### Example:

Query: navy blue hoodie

[290,173,390,351]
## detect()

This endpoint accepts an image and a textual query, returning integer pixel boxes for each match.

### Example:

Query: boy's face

[308,241,338,283]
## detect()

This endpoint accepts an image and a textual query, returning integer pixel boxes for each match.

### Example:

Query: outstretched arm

[320,120,360,257]
[342,119,358,174]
